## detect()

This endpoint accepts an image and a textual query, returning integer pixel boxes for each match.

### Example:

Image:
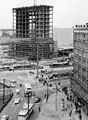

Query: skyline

[0,0,88,29]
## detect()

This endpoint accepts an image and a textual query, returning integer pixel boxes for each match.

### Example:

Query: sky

[0,0,88,29]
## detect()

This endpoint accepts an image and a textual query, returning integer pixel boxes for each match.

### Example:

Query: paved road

[0,70,53,120]
[0,70,35,119]
[0,64,72,120]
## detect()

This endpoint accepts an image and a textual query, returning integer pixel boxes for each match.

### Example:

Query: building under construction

[12,5,53,60]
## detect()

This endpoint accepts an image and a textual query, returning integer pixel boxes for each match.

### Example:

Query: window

[83,34,85,38]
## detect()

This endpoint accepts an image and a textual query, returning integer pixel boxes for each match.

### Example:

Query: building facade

[72,23,88,114]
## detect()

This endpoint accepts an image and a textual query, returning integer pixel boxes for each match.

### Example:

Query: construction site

[10,5,54,60]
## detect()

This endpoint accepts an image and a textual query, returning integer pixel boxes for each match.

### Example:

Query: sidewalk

[36,91,88,120]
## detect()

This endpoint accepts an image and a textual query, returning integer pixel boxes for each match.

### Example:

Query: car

[61,102,65,111]
[45,69,52,74]
[10,83,16,88]
[10,79,16,83]
[29,71,34,74]
[16,89,20,94]
[34,97,41,103]
[1,115,10,120]
[14,98,21,104]
[40,69,46,73]
[48,84,52,87]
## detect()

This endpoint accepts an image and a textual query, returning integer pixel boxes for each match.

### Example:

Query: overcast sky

[0,0,88,29]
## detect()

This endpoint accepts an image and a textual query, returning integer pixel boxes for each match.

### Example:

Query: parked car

[34,97,41,103]
[10,79,16,83]
[45,69,52,74]
[10,83,16,88]
[16,89,20,94]
[1,115,10,120]
[14,98,21,104]
[61,98,65,111]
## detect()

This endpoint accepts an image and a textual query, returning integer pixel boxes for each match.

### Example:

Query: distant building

[72,23,88,114]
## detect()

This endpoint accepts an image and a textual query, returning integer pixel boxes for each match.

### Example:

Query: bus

[18,103,33,120]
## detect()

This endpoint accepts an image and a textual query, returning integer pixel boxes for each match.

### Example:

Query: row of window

[74,54,88,66]
[72,80,88,101]
[74,32,88,40]
[74,48,88,58]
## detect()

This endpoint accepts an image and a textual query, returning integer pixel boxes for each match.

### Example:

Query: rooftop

[13,5,53,10]
[74,23,88,30]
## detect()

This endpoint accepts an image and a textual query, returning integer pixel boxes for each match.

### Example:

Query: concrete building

[72,23,88,114]
[12,5,54,60]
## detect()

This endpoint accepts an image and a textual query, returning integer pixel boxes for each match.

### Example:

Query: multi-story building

[12,5,54,60]
[72,23,88,114]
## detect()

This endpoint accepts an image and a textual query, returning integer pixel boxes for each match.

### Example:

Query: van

[24,83,32,97]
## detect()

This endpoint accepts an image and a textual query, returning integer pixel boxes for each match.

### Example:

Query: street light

[53,76,58,111]
[55,82,58,111]
[44,78,49,102]
[3,79,5,104]
[36,44,39,79]
[27,91,32,114]
[9,80,11,96]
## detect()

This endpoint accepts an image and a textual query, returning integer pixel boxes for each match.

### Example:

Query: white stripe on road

[11,103,14,108]
[21,96,24,101]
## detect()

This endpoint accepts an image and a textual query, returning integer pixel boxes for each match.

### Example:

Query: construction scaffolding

[12,5,53,59]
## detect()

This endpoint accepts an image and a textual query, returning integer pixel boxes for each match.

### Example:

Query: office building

[72,23,88,114]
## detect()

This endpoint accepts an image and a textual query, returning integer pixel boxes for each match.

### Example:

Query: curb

[0,93,13,113]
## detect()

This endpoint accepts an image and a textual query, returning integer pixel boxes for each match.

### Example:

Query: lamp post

[9,81,11,96]
[55,82,57,111]
[45,78,49,102]
[36,43,39,79]
[46,81,48,101]
[27,91,32,115]
[3,79,5,104]
[53,76,58,111]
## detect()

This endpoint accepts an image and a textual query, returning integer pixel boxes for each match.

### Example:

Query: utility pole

[28,92,30,114]
[55,82,57,111]
[3,79,5,104]
[46,81,48,101]
[36,43,39,78]
[34,3,39,79]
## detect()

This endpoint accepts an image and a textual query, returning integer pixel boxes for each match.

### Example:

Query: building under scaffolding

[12,5,54,60]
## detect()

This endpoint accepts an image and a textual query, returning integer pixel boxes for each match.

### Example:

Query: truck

[24,83,32,97]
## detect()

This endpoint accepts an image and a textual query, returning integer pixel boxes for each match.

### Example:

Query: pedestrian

[78,109,81,114]
[66,107,67,111]
[79,114,82,120]
[39,106,41,112]
[44,94,46,98]
[69,110,72,117]
[71,103,73,108]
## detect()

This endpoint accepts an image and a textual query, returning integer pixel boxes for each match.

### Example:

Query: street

[0,69,53,120]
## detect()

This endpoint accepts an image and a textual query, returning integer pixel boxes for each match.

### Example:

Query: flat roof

[13,5,53,10]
